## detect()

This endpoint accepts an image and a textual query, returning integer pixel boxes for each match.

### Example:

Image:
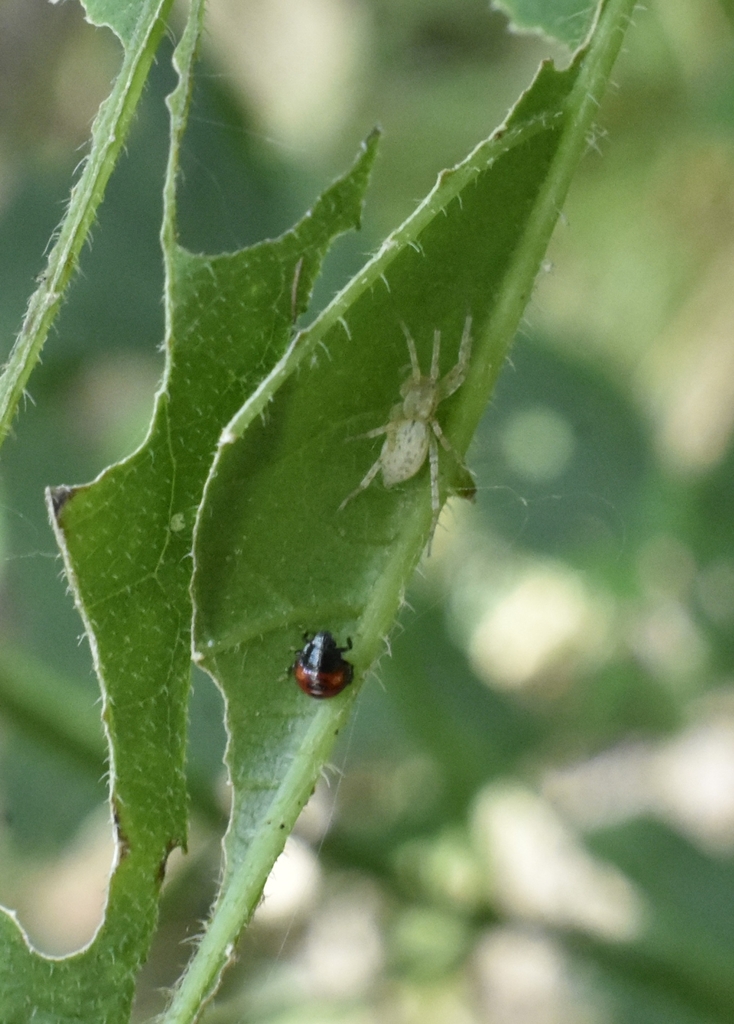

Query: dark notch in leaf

[48,485,75,517]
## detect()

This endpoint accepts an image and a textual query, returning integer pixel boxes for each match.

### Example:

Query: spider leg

[430,328,441,382]
[347,424,389,441]
[431,418,462,461]
[338,457,382,511]
[401,323,422,382]
[431,419,476,499]
[427,433,441,549]
[438,315,473,400]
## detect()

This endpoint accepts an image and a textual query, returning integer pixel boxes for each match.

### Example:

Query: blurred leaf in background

[2,1,734,1022]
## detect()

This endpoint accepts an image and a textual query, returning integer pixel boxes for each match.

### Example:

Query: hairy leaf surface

[166,0,636,1015]
[0,5,376,1021]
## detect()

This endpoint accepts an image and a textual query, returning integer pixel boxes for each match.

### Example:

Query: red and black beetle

[292,631,353,698]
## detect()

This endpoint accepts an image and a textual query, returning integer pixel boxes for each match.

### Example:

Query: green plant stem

[160,695,355,1023]
[0,0,175,449]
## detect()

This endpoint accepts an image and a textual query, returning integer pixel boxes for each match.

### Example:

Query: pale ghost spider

[339,315,473,539]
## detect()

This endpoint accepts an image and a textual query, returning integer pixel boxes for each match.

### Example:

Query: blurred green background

[2,0,734,1021]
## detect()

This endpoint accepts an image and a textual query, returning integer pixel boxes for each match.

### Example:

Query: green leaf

[158,0,637,1018]
[0,0,174,449]
[0,2,377,1021]
[81,0,155,46]
[492,0,599,49]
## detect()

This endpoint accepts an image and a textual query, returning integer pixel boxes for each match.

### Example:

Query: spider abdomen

[381,419,430,487]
